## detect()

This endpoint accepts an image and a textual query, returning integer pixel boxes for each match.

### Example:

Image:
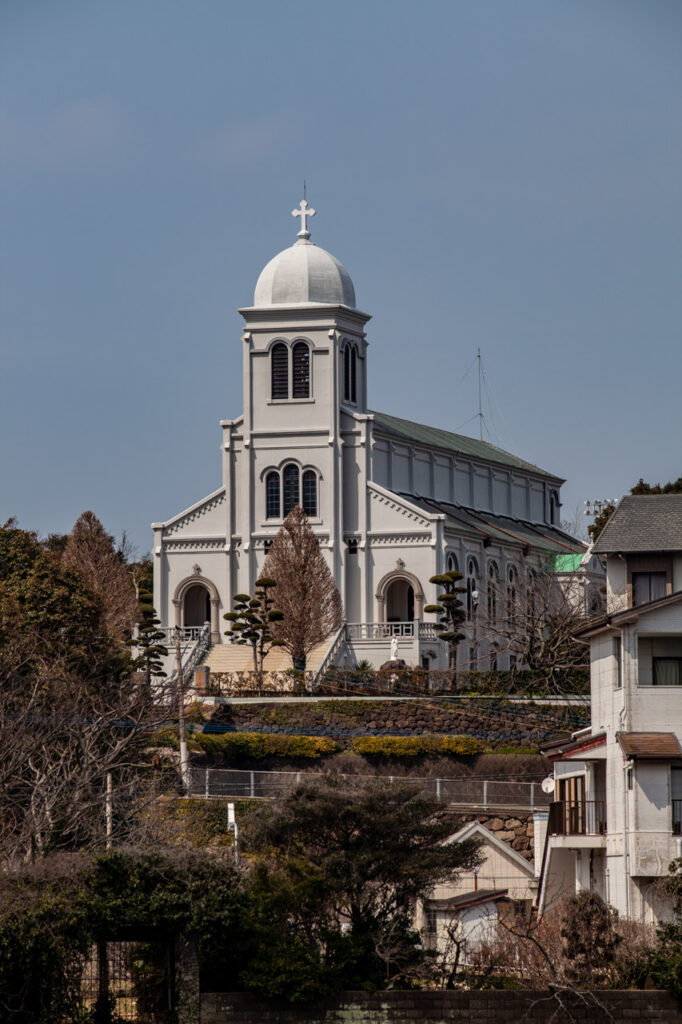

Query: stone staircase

[203,636,334,676]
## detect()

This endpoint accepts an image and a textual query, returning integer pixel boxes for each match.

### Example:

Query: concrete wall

[199,990,682,1024]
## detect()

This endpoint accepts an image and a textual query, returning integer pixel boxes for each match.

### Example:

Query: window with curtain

[633,572,666,606]
[653,657,682,686]
[292,342,310,399]
[271,343,288,399]
[302,469,317,517]
[282,464,300,517]
[266,471,280,519]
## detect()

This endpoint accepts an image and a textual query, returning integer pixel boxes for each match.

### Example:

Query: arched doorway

[183,583,211,628]
[386,578,415,623]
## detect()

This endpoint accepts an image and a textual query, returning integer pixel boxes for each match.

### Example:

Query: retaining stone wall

[210,699,581,747]
[200,990,682,1024]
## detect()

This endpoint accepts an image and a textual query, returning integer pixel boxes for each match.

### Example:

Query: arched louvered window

[447,552,459,573]
[349,345,357,403]
[282,464,300,517]
[266,471,280,519]
[292,342,310,399]
[343,344,350,401]
[271,343,288,400]
[343,343,357,403]
[302,470,317,517]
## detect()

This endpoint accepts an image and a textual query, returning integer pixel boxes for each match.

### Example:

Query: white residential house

[419,820,537,959]
[152,199,584,677]
[539,495,682,925]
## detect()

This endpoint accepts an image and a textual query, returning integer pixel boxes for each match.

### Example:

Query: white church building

[152,199,583,674]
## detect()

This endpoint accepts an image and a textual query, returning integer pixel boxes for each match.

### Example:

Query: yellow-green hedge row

[194,732,341,759]
[350,735,484,757]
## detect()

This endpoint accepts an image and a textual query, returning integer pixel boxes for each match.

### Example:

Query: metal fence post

[250,771,255,798]
[436,778,441,801]
[530,782,535,810]
[483,780,488,811]
[205,767,209,798]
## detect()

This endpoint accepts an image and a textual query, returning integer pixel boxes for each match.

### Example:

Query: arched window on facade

[549,489,559,525]
[266,471,281,519]
[447,552,459,573]
[343,343,357,404]
[271,342,289,400]
[292,342,310,399]
[506,565,518,627]
[466,557,478,622]
[487,562,499,623]
[302,469,317,517]
[282,464,300,518]
[527,569,537,621]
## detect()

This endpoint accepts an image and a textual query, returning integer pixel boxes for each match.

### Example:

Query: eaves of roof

[541,732,607,761]
[575,590,682,638]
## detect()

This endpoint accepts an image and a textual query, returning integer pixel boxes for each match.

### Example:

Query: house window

[265,471,280,519]
[271,342,289,399]
[282,464,300,517]
[292,342,310,399]
[672,768,682,835]
[633,572,666,606]
[653,657,682,687]
[302,469,317,517]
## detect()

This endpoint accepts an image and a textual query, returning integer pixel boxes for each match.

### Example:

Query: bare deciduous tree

[263,506,343,672]
[62,511,138,641]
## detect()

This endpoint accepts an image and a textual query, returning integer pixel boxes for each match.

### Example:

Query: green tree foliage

[424,570,467,672]
[241,776,481,998]
[130,584,168,684]
[223,577,284,680]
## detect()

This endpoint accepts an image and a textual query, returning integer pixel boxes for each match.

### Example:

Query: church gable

[367,482,439,543]
[158,487,226,539]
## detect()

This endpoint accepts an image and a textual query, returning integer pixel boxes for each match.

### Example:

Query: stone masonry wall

[200,990,682,1024]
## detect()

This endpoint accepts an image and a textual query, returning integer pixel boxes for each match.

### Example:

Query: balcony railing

[346,621,441,640]
[673,800,682,836]
[549,799,606,837]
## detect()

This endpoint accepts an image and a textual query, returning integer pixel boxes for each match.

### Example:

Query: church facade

[152,201,583,672]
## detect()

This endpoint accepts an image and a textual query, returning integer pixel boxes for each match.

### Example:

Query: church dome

[253,198,356,308]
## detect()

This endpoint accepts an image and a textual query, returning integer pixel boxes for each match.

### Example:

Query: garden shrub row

[193,732,340,759]
[350,735,484,757]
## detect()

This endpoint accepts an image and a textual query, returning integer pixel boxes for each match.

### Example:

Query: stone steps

[204,637,332,675]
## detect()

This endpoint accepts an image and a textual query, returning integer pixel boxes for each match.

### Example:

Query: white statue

[390,635,399,661]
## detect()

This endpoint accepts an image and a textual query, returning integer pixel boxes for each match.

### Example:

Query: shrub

[194,732,340,760]
[350,735,483,758]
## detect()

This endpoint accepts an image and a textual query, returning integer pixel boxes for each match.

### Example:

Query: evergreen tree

[130,587,168,684]
[424,569,467,673]
[223,578,284,682]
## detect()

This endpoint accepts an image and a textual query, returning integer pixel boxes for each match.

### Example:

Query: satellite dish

[541,776,556,795]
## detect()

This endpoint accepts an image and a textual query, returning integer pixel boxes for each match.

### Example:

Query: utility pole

[227,802,239,869]
[175,628,190,793]
[105,772,113,849]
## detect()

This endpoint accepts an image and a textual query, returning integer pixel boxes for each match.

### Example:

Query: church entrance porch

[183,583,211,628]
[386,579,414,625]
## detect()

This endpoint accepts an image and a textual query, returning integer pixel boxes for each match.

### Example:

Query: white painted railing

[311,623,349,688]
[189,767,549,810]
[345,621,441,641]
[165,623,211,687]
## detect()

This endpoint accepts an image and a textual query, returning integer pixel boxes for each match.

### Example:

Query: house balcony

[548,800,607,848]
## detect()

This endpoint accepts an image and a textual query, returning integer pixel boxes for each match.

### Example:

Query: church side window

[350,345,357,403]
[447,552,458,573]
[487,562,499,623]
[302,469,317,517]
[466,557,478,622]
[506,565,518,627]
[271,343,288,400]
[282,464,300,517]
[549,489,559,525]
[292,342,310,399]
[266,471,281,519]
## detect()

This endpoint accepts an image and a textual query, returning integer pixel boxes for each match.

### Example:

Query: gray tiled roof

[370,410,562,480]
[592,495,682,553]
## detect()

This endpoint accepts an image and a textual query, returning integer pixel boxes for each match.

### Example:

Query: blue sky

[1,1,680,553]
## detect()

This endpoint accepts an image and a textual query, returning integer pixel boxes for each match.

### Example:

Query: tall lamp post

[174,628,190,794]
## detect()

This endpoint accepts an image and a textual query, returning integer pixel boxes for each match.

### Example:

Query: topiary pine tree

[130,587,168,684]
[223,577,284,683]
[424,570,467,674]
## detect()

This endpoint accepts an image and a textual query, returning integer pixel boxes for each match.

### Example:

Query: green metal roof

[370,410,562,480]
[551,553,585,572]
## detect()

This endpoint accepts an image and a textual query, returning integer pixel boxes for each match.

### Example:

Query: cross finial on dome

[292,194,315,240]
